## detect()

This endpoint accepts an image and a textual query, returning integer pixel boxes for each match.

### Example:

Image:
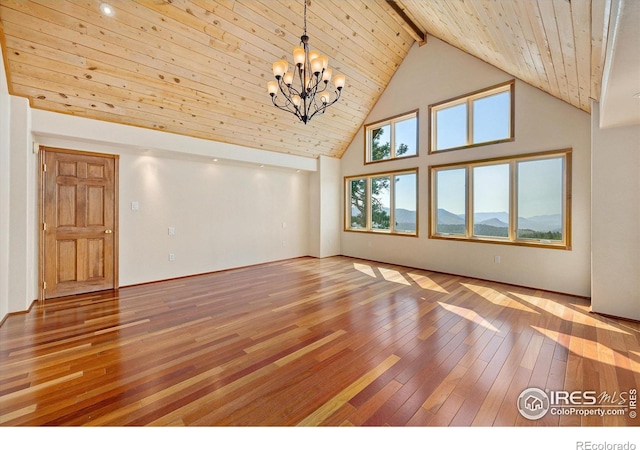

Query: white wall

[8,96,36,312]
[341,37,592,297]
[591,101,640,320]
[309,155,341,258]
[0,45,38,320]
[0,45,10,321]
[118,152,309,286]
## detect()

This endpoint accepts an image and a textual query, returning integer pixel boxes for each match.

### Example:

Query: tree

[350,128,409,229]
[350,178,367,228]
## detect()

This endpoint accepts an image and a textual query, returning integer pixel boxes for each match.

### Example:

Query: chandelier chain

[303,0,307,36]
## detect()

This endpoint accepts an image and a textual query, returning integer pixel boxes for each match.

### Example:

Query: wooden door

[42,148,118,299]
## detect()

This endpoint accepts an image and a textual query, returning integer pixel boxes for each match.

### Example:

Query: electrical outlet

[494,255,501,263]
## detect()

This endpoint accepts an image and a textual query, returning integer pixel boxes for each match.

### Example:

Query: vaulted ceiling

[0,0,611,159]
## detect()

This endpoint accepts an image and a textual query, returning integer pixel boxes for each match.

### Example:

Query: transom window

[365,110,418,163]
[346,168,418,236]
[430,149,571,249]
[429,80,514,153]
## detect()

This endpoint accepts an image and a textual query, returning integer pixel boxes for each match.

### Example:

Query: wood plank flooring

[1,256,639,426]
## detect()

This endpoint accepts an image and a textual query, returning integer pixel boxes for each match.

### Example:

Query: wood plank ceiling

[0,0,610,159]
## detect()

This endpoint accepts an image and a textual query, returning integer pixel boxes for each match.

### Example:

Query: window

[429,80,514,153]
[349,178,367,229]
[365,110,418,163]
[434,168,466,236]
[430,149,571,248]
[346,169,418,235]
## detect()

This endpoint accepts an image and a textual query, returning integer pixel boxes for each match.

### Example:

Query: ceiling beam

[385,0,427,46]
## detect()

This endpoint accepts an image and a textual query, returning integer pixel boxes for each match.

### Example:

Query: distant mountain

[518,214,562,232]
[478,217,508,228]
[473,211,509,224]
[436,209,465,225]
[437,209,561,232]
[350,207,416,228]
[393,208,416,223]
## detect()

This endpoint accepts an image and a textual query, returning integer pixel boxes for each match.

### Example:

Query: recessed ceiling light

[260,164,265,168]
[100,3,115,17]
[212,158,218,162]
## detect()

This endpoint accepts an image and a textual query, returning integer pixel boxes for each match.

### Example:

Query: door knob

[105,229,113,234]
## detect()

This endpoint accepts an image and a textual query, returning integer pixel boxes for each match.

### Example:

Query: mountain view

[392,208,416,232]
[436,209,562,240]
[350,207,416,232]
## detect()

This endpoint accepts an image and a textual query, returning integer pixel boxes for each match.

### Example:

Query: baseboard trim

[0,298,39,328]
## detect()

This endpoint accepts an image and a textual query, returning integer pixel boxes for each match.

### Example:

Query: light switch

[168,227,175,236]
[131,201,139,211]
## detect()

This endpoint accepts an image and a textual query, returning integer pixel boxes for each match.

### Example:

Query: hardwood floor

[1,256,639,426]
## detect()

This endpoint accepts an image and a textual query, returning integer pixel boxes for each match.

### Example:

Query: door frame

[38,146,119,301]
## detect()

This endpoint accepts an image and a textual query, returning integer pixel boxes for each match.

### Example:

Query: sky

[370,172,416,213]
[436,91,510,150]
[517,157,563,218]
[436,157,564,219]
[437,168,466,215]
[474,163,510,215]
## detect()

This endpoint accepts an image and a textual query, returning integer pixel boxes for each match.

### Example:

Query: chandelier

[267,0,346,124]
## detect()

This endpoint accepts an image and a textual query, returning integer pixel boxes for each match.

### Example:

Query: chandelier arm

[316,79,329,92]
[296,69,304,98]
[271,96,304,122]
[278,77,302,99]
[306,73,324,94]
[275,77,307,120]
[271,83,303,119]
[306,89,341,122]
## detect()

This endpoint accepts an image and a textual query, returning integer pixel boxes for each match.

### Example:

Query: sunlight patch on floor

[407,272,448,293]
[353,263,448,292]
[461,282,539,314]
[378,268,411,286]
[503,291,549,314]
[438,302,499,332]
[353,263,376,278]
[513,293,632,335]
[531,325,632,370]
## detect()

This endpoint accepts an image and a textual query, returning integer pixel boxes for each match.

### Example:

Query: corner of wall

[308,155,342,258]
[0,45,11,321]
[590,100,640,321]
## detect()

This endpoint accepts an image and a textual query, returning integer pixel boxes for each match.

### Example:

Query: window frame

[345,168,419,236]
[429,149,572,249]
[364,110,419,164]
[428,80,515,153]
